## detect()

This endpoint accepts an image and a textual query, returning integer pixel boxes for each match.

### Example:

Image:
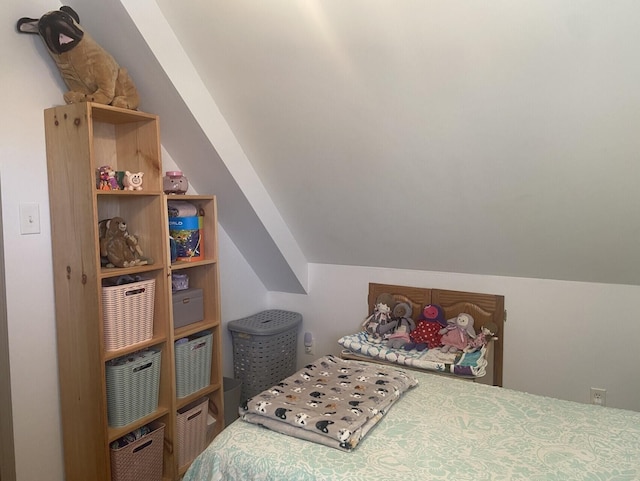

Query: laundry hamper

[228,310,302,403]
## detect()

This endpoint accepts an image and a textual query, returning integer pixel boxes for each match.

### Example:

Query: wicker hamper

[227,310,302,403]
[177,398,209,471]
[175,331,212,398]
[110,421,164,481]
[103,278,155,351]
[106,349,162,427]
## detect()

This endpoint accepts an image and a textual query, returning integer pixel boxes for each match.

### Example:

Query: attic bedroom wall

[1,2,268,480]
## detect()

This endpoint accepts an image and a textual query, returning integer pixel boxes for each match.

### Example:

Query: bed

[183,284,640,480]
[339,284,505,386]
[183,365,640,481]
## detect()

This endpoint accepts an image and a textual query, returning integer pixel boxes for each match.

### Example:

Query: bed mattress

[183,367,640,481]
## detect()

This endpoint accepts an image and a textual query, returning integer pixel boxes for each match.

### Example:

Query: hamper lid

[227,309,302,335]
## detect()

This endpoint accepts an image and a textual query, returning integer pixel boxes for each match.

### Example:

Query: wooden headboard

[368,283,505,386]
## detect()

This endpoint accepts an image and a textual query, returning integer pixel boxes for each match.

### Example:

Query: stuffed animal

[387,302,415,349]
[17,6,139,109]
[465,321,498,352]
[439,313,476,353]
[99,217,149,268]
[404,304,446,351]
[362,294,397,343]
[97,165,119,190]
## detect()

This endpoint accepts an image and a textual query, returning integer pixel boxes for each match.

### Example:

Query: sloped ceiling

[72,1,640,289]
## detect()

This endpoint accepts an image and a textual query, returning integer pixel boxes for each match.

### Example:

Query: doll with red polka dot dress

[404,304,447,352]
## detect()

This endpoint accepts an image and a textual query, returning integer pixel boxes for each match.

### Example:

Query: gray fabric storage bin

[227,310,302,403]
[172,287,204,328]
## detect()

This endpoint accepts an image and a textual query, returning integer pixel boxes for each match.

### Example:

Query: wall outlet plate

[590,387,606,406]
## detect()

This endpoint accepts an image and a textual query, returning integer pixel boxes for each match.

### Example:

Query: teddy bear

[362,293,397,343]
[386,302,416,349]
[99,217,149,268]
[439,313,477,353]
[17,6,139,109]
[404,304,446,351]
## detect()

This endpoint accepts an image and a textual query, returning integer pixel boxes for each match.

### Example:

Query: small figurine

[97,165,119,190]
[123,171,144,191]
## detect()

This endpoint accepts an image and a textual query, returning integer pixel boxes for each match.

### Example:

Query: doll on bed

[404,304,446,351]
[362,293,398,343]
[386,302,416,348]
[439,313,476,353]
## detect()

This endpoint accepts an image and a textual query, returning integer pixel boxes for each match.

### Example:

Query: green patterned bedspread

[184,367,640,481]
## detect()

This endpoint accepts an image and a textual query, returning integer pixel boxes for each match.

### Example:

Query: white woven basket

[177,398,208,470]
[103,279,155,351]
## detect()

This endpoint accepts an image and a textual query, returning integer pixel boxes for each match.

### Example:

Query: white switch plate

[19,203,40,235]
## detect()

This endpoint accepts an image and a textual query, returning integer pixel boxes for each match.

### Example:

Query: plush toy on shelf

[97,165,119,190]
[17,6,139,109]
[439,313,477,353]
[99,217,151,268]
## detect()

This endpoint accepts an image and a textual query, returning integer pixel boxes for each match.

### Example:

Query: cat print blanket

[240,355,418,451]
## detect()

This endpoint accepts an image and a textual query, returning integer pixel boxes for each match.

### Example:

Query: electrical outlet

[590,387,606,406]
[304,332,314,355]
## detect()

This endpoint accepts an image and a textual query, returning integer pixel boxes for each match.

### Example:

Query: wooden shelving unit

[44,103,223,481]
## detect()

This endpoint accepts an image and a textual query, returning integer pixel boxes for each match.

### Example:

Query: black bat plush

[17,6,139,109]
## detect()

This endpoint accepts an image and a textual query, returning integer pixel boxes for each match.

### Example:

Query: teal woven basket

[106,349,161,428]
[175,332,212,398]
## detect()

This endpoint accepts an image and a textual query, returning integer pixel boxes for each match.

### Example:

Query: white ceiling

[75,1,640,290]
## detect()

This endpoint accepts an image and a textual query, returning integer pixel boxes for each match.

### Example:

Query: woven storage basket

[110,422,164,481]
[228,310,302,403]
[177,398,208,471]
[175,332,212,398]
[103,278,156,351]
[106,350,161,428]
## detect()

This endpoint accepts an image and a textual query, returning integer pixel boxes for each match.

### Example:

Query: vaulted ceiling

[68,1,640,292]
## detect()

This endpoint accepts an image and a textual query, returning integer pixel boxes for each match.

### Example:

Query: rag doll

[404,304,446,351]
[362,293,397,343]
[386,302,415,348]
[439,313,476,353]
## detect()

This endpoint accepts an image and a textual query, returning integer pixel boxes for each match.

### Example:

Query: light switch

[19,203,40,235]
